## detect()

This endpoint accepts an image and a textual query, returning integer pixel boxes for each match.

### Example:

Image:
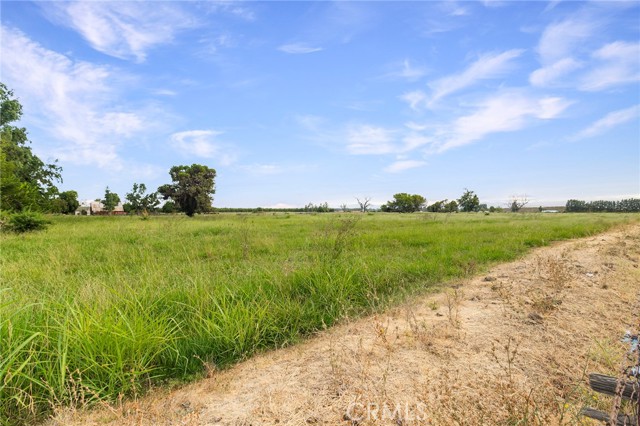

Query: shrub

[4,211,50,233]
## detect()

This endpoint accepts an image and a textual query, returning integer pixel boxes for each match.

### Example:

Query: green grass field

[1,212,638,424]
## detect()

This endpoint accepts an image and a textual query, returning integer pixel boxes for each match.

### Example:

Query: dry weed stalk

[445,287,464,328]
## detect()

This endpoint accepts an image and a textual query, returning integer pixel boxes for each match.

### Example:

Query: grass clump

[0,212,638,424]
[1,211,50,233]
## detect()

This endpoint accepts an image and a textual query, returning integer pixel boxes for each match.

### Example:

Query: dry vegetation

[49,223,640,426]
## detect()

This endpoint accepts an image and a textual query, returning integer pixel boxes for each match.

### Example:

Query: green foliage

[381,193,426,213]
[125,183,159,215]
[102,187,121,214]
[566,198,640,212]
[161,200,176,214]
[445,200,459,212]
[427,199,447,212]
[457,188,480,212]
[304,202,333,212]
[427,199,459,213]
[158,164,216,217]
[1,213,638,422]
[3,210,50,233]
[52,190,80,215]
[0,83,62,212]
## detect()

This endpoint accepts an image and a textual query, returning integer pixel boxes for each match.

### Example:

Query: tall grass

[1,212,637,424]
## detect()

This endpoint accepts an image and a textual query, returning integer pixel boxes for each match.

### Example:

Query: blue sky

[1,1,639,208]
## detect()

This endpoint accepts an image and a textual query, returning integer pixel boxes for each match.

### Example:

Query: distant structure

[75,200,125,215]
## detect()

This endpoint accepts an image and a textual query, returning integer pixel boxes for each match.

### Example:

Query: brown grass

[48,224,640,426]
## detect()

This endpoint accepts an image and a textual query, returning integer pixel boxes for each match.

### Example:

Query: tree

[0,83,62,211]
[356,197,372,213]
[58,190,79,214]
[102,187,121,214]
[427,199,447,212]
[457,189,480,212]
[125,182,159,215]
[158,164,216,217]
[161,201,176,214]
[380,193,426,213]
[444,200,459,213]
[304,202,331,212]
[509,195,529,212]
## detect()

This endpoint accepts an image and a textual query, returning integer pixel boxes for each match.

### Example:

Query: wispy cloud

[41,2,199,62]
[536,16,598,64]
[278,43,323,54]
[170,130,237,165]
[0,26,159,168]
[529,57,583,87]
[199,1,257,22]
[432,90,572,152]
[384,160,427,173]
[346,124,397,155]
[580,41,640,91]
[438,1,471,17]
[384,59,427,82]
[400,90,428,111]
[151,88,178,96]
[427,49,524,106]
[239,164,283,175]
[573,105,640,140]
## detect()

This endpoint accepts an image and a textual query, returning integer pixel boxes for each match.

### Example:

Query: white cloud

[529,57,583,87]
[151,88,178,96]
[385,59,427,82]
[239,164,283,175]
[384,160,427,173]
[402,134,433,151]
[170,130,237,165]
[42,2,198,62]
[296,114,326,132]
[427,49,524,105]
[580,41,640,91]
[536,17,598,64]
[404,122,429,132]
[400,90,428,111]
[573,105,640,140]
[278,43,323,54]
[438,1,470,16]
[0,26,157,168]
[433,91,572,152]
[345,124,397,155]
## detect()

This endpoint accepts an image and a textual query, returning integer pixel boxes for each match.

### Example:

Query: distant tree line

[565,199,640,212]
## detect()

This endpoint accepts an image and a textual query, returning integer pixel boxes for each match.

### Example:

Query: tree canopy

[102,187,121,214]
[125,183,159,215]
[1,83,62,212]
[380,193,426,213]
[158,164,216,217]
[50,190,79,214]
[457,189,480,212]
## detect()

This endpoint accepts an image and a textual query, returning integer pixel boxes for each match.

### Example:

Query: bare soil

[50,224,640,426]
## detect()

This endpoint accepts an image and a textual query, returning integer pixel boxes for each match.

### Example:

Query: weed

[0,212,636,422]
[3,211,50,233]
[445,288,464,328]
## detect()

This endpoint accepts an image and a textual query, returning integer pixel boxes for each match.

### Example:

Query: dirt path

[52,224,640,426]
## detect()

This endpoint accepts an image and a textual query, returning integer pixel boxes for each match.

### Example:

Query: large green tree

[457,188,480,212]
[0,83,62,212]
[125,183,159,215]
[50,190,80,214]
[158,164,216,217]
[102,187,121,214]
[380,193,426,213]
